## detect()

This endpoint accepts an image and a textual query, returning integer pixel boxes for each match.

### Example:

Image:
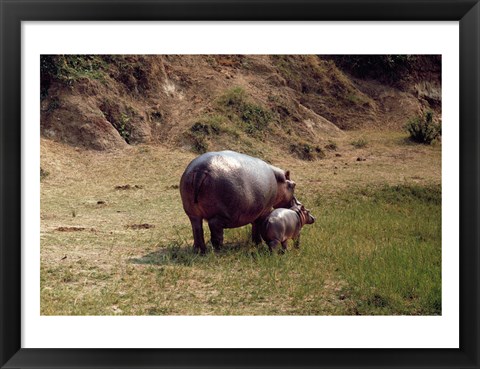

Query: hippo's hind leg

[189,216,206,254]
[207,217,225,251]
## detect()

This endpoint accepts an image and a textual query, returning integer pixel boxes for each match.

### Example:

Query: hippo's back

[180,151,278,226]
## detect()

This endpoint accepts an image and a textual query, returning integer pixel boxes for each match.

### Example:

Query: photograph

[2,0,479,367]
[40,54,442,316]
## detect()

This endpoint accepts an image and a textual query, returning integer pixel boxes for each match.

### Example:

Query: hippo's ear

[285,170,290,180]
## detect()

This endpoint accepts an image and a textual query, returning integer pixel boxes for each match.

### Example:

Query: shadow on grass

[129,240,270,267]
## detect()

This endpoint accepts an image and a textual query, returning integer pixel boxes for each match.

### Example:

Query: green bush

[405,111,441,144]
[217,87,272,135]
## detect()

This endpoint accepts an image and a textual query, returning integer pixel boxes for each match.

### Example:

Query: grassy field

[40,130,441,315]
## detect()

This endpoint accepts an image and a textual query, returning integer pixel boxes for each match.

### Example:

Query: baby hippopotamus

[261,204,315,252]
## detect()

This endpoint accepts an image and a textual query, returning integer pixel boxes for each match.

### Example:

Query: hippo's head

[292,204,316,226]
[273,170,297,208]
[302,205,316,225]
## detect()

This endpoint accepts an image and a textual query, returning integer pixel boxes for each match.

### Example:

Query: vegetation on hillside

[40,54,442,155]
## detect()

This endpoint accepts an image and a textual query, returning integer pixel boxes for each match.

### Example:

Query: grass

[40,130,441,315]
[311,184,441,315]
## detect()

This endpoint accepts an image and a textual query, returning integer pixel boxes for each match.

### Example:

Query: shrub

[331,55,415,82]
[186,121,222,154]
[217,87,272,135]
[290,143,325,161]
[405,111,441,144]
[190,122,220,136]
[188,133,208,154]
[41,55,107,85]
[40,167,49,181]
[118,113,131,143]
[241,105,272,134]
[351,138,368,149]
[325,141,338,151]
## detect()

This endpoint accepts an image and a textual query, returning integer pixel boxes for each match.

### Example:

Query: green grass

[310,184,441,315]
[41,179,441,315]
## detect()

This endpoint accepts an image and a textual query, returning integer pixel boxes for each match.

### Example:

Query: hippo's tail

[192,170,208,204]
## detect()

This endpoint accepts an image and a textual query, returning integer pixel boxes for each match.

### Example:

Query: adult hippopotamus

[180,150,297,253]
[261,204,315,252]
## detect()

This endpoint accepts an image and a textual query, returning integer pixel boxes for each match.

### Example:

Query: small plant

[241,104,272,135]
[40,167,49,181]
[186,120,224,154]
[351,138,368,149]
[118,113,131,143]
[405,111,441,144]
[190,122,220,136]
[219,86,247,107]
[290,143,325,161]
[192,136,208,153]
[325,141,338,151]
[185,131,208,154]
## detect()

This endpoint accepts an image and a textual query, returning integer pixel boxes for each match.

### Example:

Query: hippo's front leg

[189,216,206,254]
[251,218,264,244]
[293,234,301,249]
[267,240,281,252]
[208,217,225,251]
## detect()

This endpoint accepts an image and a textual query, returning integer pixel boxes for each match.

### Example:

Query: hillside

[40,55,441,158]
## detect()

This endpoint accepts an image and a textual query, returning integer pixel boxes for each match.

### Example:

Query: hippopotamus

[180,150,297,253]
[260,204,315,252]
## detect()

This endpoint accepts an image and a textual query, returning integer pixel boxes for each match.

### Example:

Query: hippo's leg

[207,217,225,251]
[267,240,280,253]
[251,219,264,244]
[293,235,300,249]
[281,241,288,251]
[189,216,206,254]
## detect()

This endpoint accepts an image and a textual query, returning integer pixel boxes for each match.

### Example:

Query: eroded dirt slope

[40,55,441,154]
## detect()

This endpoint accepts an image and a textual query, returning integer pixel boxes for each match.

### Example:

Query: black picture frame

[1,1,479,368]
